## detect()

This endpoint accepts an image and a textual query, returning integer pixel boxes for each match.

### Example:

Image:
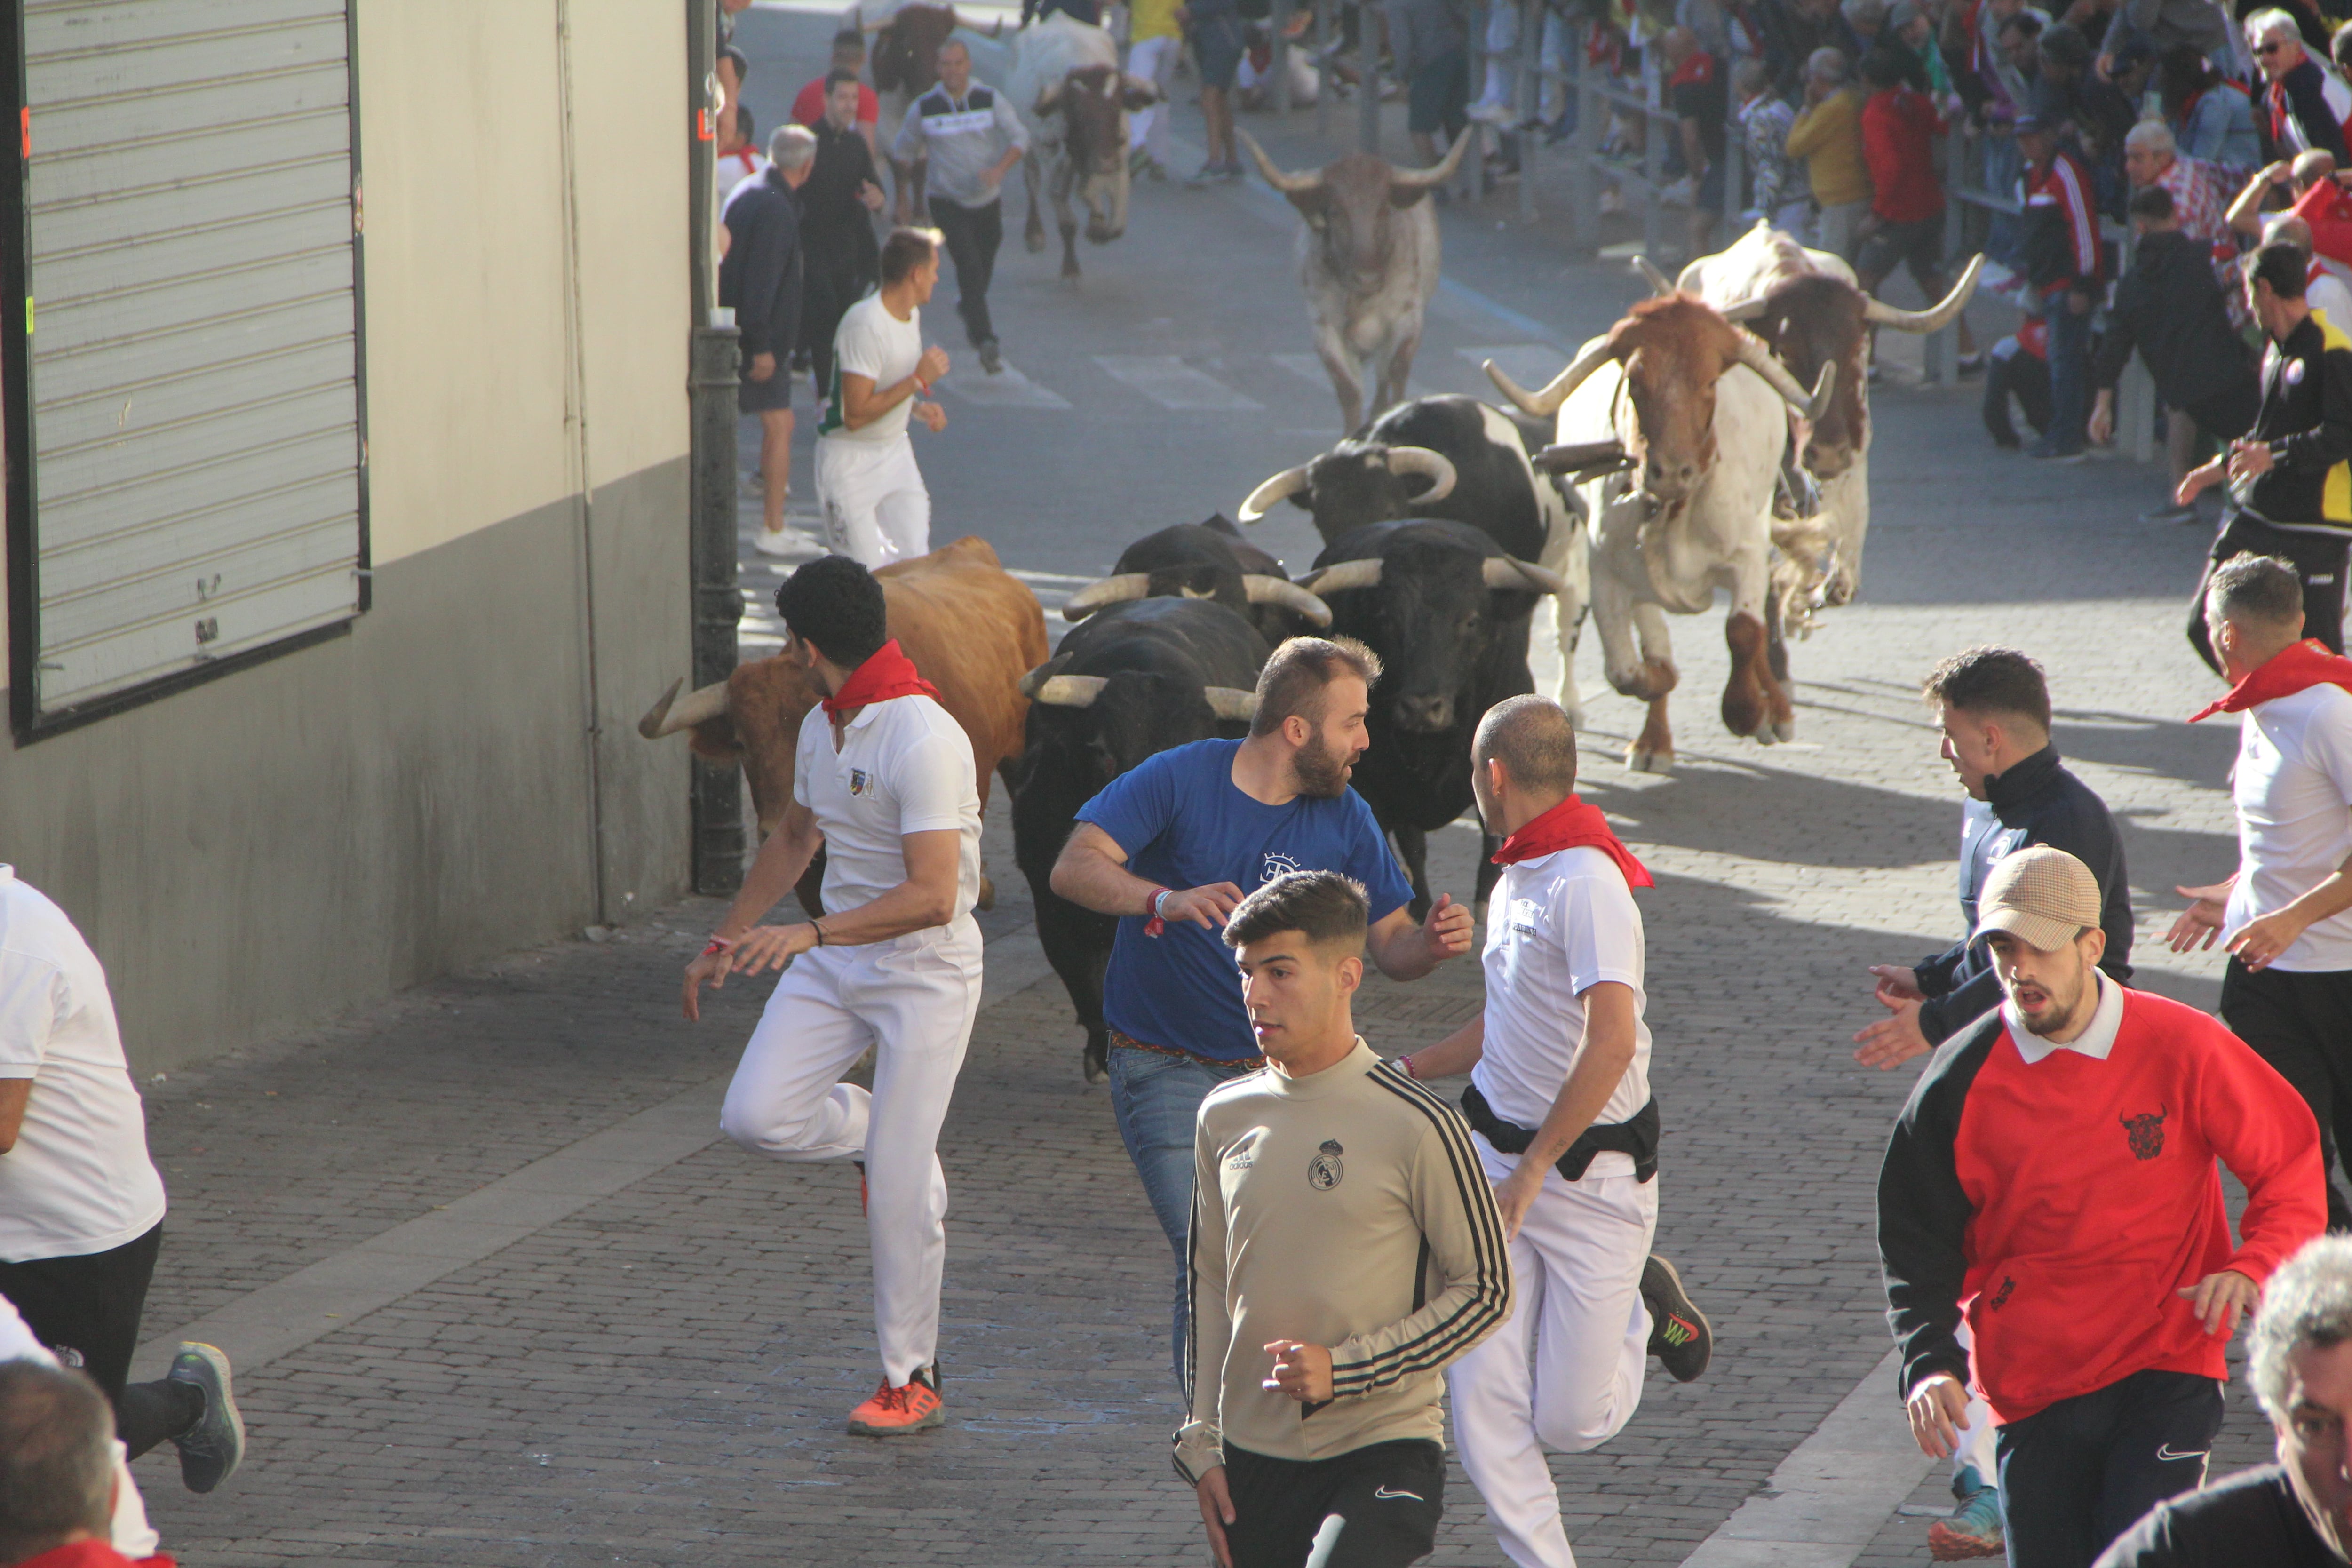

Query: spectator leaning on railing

[1788,46,1871,254]
[1856,49,1982,363]
[1736,56,1812,230]
[2017,111,2103,461]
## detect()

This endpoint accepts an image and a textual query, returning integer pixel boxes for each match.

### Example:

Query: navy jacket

[1914,746,2133,1044]
[718,170,804,361]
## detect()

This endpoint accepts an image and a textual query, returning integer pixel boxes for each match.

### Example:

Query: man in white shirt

[813,227,951,568]
[681,555,983,1438]
[2172,552,2352,1233]
[1394,698,1713,1568]
[0,1294,160,1558]
[0,867,243,1494]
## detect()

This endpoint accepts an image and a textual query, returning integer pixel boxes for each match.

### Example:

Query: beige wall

[354,0,689,565]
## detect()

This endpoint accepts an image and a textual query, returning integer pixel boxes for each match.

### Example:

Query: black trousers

[801,238,875,404]
[1995,1369,2225,1568]
[2187,511,2350,673]
[928,195,1002,349]
[0,1222,199,1459]
[1224,1439,1445,1568]
[2220,956,2352,1232]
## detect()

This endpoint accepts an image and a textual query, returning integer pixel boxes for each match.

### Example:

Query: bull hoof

[1822,570,1858,606]
[1772,717,1797,742]
[977,873,996,913]
[1082,1040,1108,1083]
[1060,264,1081,284]
[1025,230,1047,254]
[1625,742,1674,774]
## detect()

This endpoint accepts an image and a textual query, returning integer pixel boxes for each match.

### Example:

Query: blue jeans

[1107,1044,1258,1389]
[2044,296,2090,454]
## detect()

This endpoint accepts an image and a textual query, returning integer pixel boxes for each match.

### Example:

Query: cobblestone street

[113,10,2280,1567]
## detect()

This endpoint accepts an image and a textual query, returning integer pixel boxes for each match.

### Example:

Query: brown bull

[638,537,1048,907]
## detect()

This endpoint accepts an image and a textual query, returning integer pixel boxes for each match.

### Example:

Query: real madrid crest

[850,769,870,796]
[1307,1138,1344,1190]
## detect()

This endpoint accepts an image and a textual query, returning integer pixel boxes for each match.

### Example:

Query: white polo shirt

[793,692,982,929]
[2226,683,2352,972]
[1470,846,1653,1178]
[0,867,168,1263]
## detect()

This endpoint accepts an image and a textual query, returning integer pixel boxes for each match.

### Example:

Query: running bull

[1239,127,1473,432]
[1059,517,1333,645]
[1005,13,1160,282]
[1010,596,1268,1081]
[1296,519,1565,916]
[637,537,1048,912]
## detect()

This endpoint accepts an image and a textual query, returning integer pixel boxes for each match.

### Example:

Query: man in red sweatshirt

[1880,845,2326,1568]
[1854,48,1979,365]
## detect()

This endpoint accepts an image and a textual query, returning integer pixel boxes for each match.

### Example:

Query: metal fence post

[1315,0,1332,135]
[687,324,744,894]
[1359,12,1380,153]
[1273,0,1294,113]
[1641,51,1662,261]
[1574,42,1601,246]
[1518,0,1539,223]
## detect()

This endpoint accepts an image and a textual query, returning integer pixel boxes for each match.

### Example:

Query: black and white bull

[1297,520,1565,916]
[1009,597,1270,1080]
[1007,15,1157,282]
[1060,517,1332,645]
[1238,392,1609,724]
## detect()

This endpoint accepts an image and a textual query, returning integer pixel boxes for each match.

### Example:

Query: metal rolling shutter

[18,0,360,717]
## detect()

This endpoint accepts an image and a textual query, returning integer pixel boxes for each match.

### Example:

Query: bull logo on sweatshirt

[2121,1106,2168,1162]
[1308,1139,1344,1191]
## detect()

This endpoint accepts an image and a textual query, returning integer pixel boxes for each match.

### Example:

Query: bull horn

[1383,446,1457,502]
[1731,329,1837,423]
[1296,558,1384,595]
[1204,686,1260,722]
[1389,126,1475,191]
[1026,673,1110,707]
[637,677,731,739]
[1485,338,1614,419]
[1483,556,1569,595]
[1862,252,1985,333]
[1237,129,1321,196]
[1241,575,1334,627]
[1632,255,1675,297]
[1060,573,1151,621]
[1239,462,1312,522]
[1718,296,1771,323]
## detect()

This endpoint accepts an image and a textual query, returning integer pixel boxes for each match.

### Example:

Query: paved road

[121,9,2280,1566]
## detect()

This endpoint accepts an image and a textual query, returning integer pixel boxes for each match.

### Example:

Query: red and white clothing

[1879,979,2323,1424]
[1860,84,1945,224]
[717,146,770,215]
[1448,844,1658,1568]
[2224,681,2352,971]
[2022,151,2101,301]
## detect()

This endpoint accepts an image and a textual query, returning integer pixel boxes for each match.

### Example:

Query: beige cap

[1972,845,2103,952]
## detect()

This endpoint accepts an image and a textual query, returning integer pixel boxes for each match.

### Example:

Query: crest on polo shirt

[850,769,870,796]
[2121,1106,2168,1162]
[2289,358,2308,387]
[1308,1139,1344,1190]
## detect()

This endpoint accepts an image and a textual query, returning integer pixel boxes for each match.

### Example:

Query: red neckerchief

[11,1544,174,1568]
[1668,49,1715,88]
[1491,795,1653,887]
[2189,638,2352,722]
[819,639,938,716]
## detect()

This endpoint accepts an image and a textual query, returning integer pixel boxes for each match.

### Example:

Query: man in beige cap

[1880,845,2326,1568]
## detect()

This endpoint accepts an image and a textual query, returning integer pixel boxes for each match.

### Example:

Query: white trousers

[815,433,930,567]
[1448,1137,1660,1568]
[1127,35,1180,159]
[718,923,982,1385]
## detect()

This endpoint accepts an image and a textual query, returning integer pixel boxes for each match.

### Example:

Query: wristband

[701,936,735,957]
[1144,886,1173,939]
[914,377,932,397]
[1397,1052,1419,1081]
[812,921,828,948]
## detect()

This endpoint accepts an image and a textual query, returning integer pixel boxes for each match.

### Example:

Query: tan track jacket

[1173,1041,1512,1483]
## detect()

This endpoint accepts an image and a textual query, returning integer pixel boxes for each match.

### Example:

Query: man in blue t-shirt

[1051,636,1477,1384]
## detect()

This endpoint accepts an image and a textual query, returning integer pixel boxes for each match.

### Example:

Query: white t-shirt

[718,149,770,214]
[1470,846,1654,1178]
[820,293,924,444]
[793,693,982,927]
[2227,683,2352,971]
[0,867,167,1263]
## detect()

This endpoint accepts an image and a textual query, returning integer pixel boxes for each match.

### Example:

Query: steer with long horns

[1484,294,1835,772]
[1298,519,1565,916]
[1240,127,1472,432]
[1060,518,1332,646]
[1654,222,1983,606]
[1009,596,1270,1081]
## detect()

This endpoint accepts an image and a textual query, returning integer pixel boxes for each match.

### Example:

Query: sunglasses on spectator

[2257,40,2288,53]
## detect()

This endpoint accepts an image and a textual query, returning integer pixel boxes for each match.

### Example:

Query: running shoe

[167,1342,245,1494]
[847,1363,945,1436]
[978,339,1004,375]
[1640,1254,1713,1382]
[1929,1467,2005,1560]
[2141,501,2200,525]
[752,525,797,556]
[2026,438,2086,463]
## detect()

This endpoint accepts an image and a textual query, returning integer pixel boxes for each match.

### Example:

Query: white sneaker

[1468,100,1513,125]
[1657,175,1695,207]
[752,526,798,556]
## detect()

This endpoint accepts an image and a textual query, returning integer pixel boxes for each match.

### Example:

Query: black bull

[1302,520,1563,916]
[1009,597,1271,1081]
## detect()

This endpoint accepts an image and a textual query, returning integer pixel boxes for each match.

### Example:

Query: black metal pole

[687,0,744,894]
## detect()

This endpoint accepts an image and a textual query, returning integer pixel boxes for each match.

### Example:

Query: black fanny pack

[1460,1082,1659,1184]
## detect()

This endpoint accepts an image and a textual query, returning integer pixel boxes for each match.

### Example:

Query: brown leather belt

[1110,1028,1263,1071]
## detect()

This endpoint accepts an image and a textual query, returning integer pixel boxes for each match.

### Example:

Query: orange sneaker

[846,1365,944,1436]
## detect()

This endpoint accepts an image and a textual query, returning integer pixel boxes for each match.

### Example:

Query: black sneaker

[1641,1254,1712,1382]
[978,339,1004,375]
[167,1342,245,1493]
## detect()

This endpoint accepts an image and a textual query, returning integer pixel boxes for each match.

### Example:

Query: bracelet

[812,921,828,948]
[1144,886,1173,939]
[1397,1052,1419,1081]
[913,377,932,397]
[700,936,736,957]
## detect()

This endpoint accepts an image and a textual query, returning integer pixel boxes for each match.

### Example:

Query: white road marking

[1272,353,1329,386]
[1676,1346,1934,1568]
[1462,343,1571,393]
[1092,355,1262,411]
[943,361,1071,409]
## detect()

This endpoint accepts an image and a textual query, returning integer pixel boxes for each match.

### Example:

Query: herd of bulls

[636,220,1982,1080]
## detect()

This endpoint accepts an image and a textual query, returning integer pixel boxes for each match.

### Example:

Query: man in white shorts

[813,227,950,567]
[681,554,982,1437]
[1395,696,1714,1568]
